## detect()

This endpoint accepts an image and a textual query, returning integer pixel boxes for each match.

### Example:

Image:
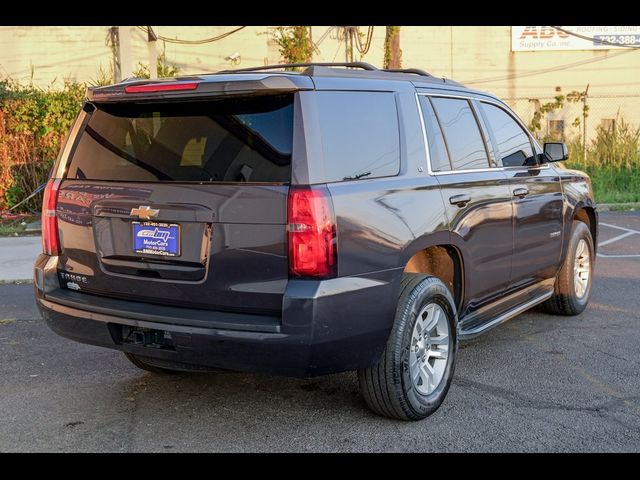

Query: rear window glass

[316,91,400,182]
[66,95,294,183]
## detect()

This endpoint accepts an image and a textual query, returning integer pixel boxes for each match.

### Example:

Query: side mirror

[543,142,569,162]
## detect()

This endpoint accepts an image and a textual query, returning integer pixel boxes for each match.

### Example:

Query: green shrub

[565,118,640,203]
[581,166,640,203]
[1,53,180,213]
[0,79,84,212]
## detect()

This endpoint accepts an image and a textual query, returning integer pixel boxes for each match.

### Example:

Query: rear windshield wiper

[343,172,372,181]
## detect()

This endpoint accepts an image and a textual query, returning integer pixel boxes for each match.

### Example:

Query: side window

[316,91,400,182]
[481,102,536,167]
[430,97,490,171]
[419,96,451,172]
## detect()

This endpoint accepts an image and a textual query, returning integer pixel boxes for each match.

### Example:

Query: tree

[272,26,314,65]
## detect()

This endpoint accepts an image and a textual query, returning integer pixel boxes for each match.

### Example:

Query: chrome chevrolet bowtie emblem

[130,206,159,220]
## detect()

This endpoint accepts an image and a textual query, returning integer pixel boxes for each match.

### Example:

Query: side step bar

[459,291,553,341]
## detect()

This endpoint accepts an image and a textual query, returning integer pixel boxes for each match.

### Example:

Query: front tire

[358,274,458,421]
[543,220,594,315]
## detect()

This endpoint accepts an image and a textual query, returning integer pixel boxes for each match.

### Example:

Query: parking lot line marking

[598,231,636,247]
[597,222,639,258]
[600,222,640,235]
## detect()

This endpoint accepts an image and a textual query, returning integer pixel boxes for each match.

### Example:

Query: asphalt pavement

[0,212,639,452]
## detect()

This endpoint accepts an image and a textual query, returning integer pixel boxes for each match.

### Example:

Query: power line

[353,26,374,55]
[331,35,344,62]
[136,26,246,45]
[314,26,335,49]
[551,26,640,49]
[464,26,640,84]
[505,94,640,100]
[464,47,637,84]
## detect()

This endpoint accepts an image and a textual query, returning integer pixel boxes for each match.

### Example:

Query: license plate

[132,221,180,257]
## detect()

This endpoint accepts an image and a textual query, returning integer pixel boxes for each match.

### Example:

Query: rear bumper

[34,254,397,377]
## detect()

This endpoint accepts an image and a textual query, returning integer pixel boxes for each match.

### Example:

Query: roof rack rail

[219,62,379,73]
[382,68,431,77]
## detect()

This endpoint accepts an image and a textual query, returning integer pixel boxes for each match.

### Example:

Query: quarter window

[481,102,536,167]
[316,91,400,182]
[430,97,490,171]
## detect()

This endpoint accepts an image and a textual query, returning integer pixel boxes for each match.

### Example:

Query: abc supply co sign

[512,26,640,51]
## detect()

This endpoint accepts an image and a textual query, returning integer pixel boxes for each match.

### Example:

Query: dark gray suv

[34,62,597,420]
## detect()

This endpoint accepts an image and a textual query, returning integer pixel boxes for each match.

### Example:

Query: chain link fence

[504,92,640,203]
[505,94,640,146]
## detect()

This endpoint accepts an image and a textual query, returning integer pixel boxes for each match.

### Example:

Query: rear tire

[358,274,458,421]
[543,221,594,316]
[123,352,184,374]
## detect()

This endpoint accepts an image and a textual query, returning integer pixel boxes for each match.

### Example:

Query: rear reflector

[41,179,61,255]
[124,82,199,94]
[287,186,337,278]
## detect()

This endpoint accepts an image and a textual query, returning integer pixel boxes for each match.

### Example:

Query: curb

[0,233,41,238]
[0,279,33,285]
[598,203,639,212]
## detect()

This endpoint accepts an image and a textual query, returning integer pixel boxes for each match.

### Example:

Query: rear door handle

[513,187,529,198]
[449,194,471,207]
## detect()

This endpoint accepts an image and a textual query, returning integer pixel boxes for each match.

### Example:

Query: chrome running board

[459,291,553,341]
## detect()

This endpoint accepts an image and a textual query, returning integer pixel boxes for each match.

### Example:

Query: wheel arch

[573,204,598,253]
[399,234,465,314]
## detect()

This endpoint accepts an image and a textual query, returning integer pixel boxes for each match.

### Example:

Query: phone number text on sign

[512,26,640,51]
[594,35,640,46]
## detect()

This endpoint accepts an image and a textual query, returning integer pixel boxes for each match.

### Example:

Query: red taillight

[41,179,61,255]
[287,186,337,278]
[124,82,199,94]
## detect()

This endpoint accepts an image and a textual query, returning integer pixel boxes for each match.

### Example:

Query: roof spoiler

[87,74,314,102]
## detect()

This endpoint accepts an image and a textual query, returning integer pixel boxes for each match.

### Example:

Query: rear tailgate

[55,92,296,316]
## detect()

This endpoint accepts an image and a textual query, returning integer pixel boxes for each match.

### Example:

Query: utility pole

[349,27,354,62]
[384,26,402,69]
[344,27,350,63]
[118,26,133,80]
[344,26,355,63]
[147,26,158,79]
